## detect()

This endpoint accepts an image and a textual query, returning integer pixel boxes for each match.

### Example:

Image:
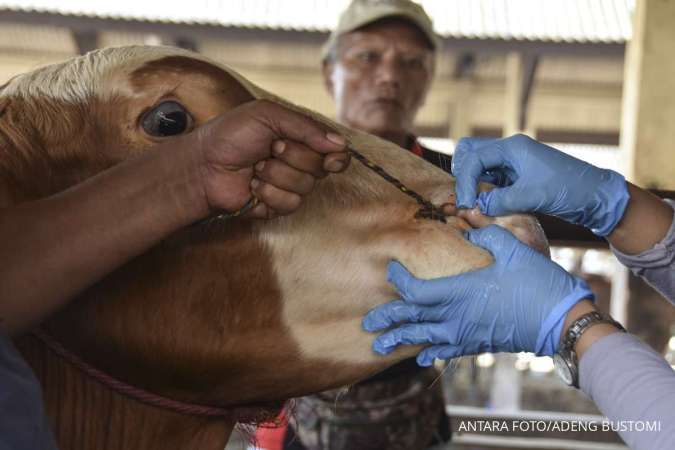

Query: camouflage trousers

[289,366,447,450]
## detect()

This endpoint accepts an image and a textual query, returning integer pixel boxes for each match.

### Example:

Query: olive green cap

[322,0,440,60]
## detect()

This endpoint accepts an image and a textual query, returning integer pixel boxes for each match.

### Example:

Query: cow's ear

[0,98,16,207]
[0,96,32,153]
[0,175,12,208]
[0,96,48,205]
[0,96,12,130]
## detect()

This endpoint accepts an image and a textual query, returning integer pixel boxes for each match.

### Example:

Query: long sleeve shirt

[580,199,675,450]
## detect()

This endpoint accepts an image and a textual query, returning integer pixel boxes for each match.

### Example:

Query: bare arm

[0,140,206,335]
[606,183,673,255]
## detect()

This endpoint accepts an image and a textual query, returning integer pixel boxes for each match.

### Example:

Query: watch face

[553,353,574,386]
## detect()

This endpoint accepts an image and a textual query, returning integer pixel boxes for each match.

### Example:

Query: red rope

[31,328,232,418]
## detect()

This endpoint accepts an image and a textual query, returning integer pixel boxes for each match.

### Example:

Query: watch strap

[561,310,626,352]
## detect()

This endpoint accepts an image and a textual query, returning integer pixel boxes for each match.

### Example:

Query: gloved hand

[451,134,630,236]
[362,225,594,366]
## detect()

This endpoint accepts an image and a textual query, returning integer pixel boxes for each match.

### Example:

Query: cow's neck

[16,335,234,450]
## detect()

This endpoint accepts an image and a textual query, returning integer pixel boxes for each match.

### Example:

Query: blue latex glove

[362,225,594,366]
[451,134,630,236]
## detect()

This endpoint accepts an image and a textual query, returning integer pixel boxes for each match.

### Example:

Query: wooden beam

[72,29,98,55]
[620,0,675,189]
[504,52,539,134]
[518,54,539,131]
[504,52,524,135]
[441,38,624,57]
[452,52,476,79]
[172,36,199,52]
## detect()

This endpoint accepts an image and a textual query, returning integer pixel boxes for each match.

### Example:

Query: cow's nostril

[440,203,457,216]
[415,206,448,222]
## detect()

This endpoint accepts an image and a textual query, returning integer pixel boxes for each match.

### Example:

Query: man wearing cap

[320,0,450,170]
[255,1,454,449]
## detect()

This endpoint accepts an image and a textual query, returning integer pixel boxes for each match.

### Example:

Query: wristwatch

[554,311,625,388]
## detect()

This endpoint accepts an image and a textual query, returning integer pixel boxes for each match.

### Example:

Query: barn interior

[0,1,672,449]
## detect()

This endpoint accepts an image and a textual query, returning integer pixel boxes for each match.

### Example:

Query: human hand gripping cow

[195,100,350,220]
[363,223,594,360]
[0,99,349,335]
[364,134,675,450]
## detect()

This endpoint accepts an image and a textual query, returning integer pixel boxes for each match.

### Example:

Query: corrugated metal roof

[426,0,633,43]
[0,0,633,43]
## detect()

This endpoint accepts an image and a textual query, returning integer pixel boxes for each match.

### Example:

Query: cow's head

[0,46,546,412]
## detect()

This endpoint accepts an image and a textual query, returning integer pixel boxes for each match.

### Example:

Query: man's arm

[0,140,205,335]
[607,184,673,255]
[609,198,675,301]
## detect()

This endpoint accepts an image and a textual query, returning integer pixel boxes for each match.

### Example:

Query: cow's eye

[141,101,192,137]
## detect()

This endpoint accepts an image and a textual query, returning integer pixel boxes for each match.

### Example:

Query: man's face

[323,19,435,140]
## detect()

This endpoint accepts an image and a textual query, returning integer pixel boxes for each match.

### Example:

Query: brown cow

[0,46,547,450]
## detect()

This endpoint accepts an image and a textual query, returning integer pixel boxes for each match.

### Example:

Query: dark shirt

[0,335,57,450]
[409,138,453,174]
